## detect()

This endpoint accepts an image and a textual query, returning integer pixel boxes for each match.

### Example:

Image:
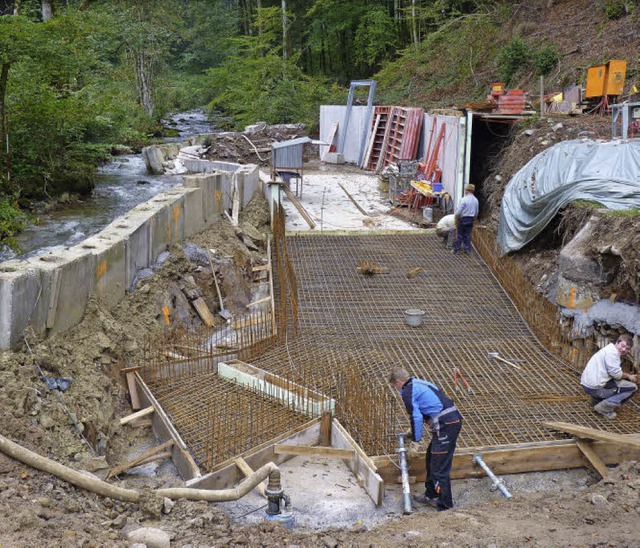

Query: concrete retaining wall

[0,162,261,350]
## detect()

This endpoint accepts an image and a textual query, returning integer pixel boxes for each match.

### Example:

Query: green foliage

[375,12,501,106]
[353,8,398,74]
[604,0,628,19]
[497,35,530,83]
[497,36,559,85]
[0,195,28,253]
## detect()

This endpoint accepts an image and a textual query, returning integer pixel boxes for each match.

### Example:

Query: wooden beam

[283,186,316,229]
[331,419,384,506]
[576,440,609,478]
[235,457,266,497]
[120,406,154,426]
[108,440,174,478]
[134,373,201,481]
[192,297,215,327]
[338,183,369,216]
[126,372,141,410]
[544,421,640,449]
[319,411,332,446]
[247,296,271,308]
[274,444,355,459]
[374,438,640,483]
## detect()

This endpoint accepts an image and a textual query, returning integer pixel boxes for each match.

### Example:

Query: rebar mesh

[136,226,640,471]
[247,232,640,456]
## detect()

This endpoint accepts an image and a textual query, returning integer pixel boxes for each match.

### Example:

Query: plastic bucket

[432,183,443,192]
[423,207,433,222]
[404,309,425,327]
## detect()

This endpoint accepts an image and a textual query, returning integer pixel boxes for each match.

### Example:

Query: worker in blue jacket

[389,367,462,511]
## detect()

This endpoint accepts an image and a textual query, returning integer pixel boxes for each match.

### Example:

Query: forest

[0,0,636,249]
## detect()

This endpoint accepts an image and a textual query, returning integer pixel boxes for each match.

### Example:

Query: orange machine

[585,60,627,98]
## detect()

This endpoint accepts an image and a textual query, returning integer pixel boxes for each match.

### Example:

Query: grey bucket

[404,309,425,327]
[423,207,433,222]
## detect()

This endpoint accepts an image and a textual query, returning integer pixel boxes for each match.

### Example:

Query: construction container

[604,60,627,96]
[585,65,606,98]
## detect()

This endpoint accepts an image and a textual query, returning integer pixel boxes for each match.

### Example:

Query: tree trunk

[256,0,263,42]
[411,0,418,48]
[134,50,154,117]
[0,63,10,181]
[42,0,54,20]
[13,0,21,15]
[281,0,288,60]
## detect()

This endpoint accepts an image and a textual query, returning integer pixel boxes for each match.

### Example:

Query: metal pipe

[472,454,512,499]
[397,434,413,514]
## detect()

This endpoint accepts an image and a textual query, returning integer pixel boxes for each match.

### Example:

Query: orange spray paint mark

[568,286,576,309]
[162,305,170,326]
[96,260,108,293]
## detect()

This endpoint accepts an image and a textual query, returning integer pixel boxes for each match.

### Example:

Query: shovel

[207,249,233,322]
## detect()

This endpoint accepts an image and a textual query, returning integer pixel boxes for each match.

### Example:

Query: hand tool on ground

[488,352,522,370]
[453,367,472,394]
[207,249,233,322]
[396,433,413,515]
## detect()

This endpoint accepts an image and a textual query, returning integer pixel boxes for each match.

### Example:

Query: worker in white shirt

[580,333,637,419]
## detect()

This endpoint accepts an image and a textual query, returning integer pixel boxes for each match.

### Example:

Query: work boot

[589,396,601,407]
[413,493,439,508]
[593,401,617,419]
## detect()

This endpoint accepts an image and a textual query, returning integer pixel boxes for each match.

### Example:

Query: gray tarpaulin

[497,139,640,254]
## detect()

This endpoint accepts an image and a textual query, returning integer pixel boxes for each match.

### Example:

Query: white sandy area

[261,166,419,232]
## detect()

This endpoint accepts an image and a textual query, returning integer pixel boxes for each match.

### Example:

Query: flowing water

[1,109,214,262]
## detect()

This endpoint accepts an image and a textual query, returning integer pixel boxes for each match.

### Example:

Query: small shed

[270,137,313,197]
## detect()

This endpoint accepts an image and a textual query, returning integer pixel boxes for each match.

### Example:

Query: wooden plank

[120,405,154,426]
[319,411,332,446]
[338,183,369,216]
[246,296,271,308]
[274,444,355,459]
[126,372,141,410]
[187,418,322,490]
[252,264,269,272]
[331,419,384,506]
[576,439,609,478]
[283,186,316,229]
[544,421,640,449]
[134,373,201,481]
[374,438,640,483]
[192,297,215,327]
[108,440,174,478]
[235,457,267,497]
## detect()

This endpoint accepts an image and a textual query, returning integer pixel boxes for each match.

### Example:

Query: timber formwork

[138,230,640,474]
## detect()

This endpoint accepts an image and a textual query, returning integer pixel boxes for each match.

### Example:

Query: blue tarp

[497,139,640,254]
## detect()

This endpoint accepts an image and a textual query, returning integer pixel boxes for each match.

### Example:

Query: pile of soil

[203,123,315,167]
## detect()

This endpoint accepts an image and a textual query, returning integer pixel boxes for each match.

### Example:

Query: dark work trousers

[582,378,638,407]
[424,412,462,511]
[454,217,474,253]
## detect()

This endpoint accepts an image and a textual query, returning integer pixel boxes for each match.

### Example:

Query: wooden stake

[576,439,608,478]
[108,440,174,478]
[235,457,266,497]
[120,405,154,426]
[192,297,215,327]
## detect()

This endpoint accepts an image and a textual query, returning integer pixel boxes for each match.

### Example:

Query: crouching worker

[389,367,462,511]
[435,214,456,249]
[581,334,637,419]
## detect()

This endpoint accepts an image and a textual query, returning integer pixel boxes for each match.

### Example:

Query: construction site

[2,70,640,546]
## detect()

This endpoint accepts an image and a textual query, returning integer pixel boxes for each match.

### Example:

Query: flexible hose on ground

[0,433,279,503]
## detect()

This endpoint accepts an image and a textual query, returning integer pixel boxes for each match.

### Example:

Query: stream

[0,110,214,262]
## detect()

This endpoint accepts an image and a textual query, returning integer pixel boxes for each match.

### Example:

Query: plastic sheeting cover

[497,139,640,254]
